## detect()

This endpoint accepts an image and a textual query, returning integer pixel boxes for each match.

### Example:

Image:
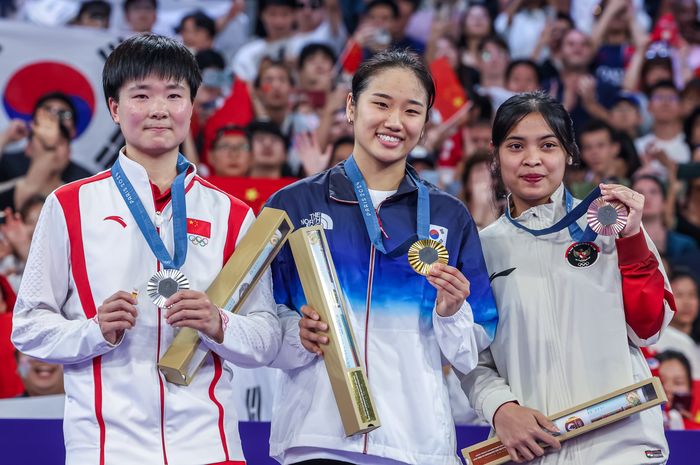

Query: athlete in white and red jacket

[12,35,281,465]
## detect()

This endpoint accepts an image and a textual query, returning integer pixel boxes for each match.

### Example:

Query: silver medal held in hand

[147,269,190,307]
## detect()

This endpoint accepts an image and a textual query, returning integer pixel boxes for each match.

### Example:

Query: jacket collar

[328,159,422,203]
[508,183,566,227]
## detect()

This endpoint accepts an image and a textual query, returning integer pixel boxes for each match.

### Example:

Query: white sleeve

[11,195,118,364]
[267,303,317,370]
[433,301,491,375]
[458,347,519,426]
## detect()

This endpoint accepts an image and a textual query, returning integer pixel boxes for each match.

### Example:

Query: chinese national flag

[187,218,211,238]
[340,40,363,75]
[205,176,297,214]
[430,57,467,121]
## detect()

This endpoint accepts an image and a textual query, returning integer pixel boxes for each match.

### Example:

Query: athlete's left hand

[165,290,224,343]
[599,183,644,237]
[428,263,471,317]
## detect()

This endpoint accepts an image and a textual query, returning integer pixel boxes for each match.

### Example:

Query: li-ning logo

[300,212,334,230]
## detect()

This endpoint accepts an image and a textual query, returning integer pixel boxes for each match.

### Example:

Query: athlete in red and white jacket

[11,152,281,465]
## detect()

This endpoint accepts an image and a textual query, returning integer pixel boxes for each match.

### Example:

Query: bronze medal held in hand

[408,239,449,276]
[586,197,628,236]
[147,269,190,308]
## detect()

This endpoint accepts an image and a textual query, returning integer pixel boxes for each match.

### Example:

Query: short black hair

[555,12,574,27]
[492,91,580,164]
[648,79,680,98]
[102,34,202,107]
[195,49,225,71]
[641,57,673,95]
[505,59,541,85]
[32,91,78,128]
[176,10,216,39]
[365,0,400,19]
[77,0,111,21]
[247,120,289,146]
[351,48,435,122]
[123,0,156,13]
[656,350,693,391]
[298,43,336,70]
[478,34,509,54]
[260,0,297,11]
[580,118,617,143]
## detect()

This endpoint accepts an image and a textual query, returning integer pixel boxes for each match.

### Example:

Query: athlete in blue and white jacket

[266,48,498,465]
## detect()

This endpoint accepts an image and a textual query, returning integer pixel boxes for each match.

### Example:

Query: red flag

[339,40,363,75]
[187,218,211,238]
[205,176,297,214]
[430,57,467,121]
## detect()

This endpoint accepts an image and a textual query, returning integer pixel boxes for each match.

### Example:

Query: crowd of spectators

[0,0,699,430]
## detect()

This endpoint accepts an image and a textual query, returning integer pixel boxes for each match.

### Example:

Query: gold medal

[408,239,449,276]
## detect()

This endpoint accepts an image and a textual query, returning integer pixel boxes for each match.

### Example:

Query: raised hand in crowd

[0,119,29,155]
[0,207,32,263]
[296,130,331,176]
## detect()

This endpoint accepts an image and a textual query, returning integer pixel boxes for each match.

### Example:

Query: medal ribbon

[344,155,430,254]
[505,186,600,243]
[111,153,190,269]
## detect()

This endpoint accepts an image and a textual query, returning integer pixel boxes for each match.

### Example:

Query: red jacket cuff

[616,230,652,266]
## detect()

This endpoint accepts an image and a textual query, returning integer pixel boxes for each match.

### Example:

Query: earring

[567,156,573,165]
[348,119,354,125]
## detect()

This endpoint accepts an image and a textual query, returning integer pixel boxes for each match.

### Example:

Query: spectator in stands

[231,0,297,83]
[352,0,423,57]
[495,0,553,60]
[176,11,216,53]
[253,60,294,130]
[0,92,89,211]
[287,0,346,58]
[193,49,228,135]
[207,126,251,177]
[17,353,64,397]
[505,59,541,93]
[658,350,700,429]
[247,120,292,178]
[211,0,250,67]
[633,174,698,261]
[609,91,643,138]
[0,196,43,291]
[70,0,111,29]
[123,0,157,34]
[328,134,353,167]
[570,119,627,198]
[670,0,700,79]
[676,138,700,245]
[530,12,574,81]
[460,150,501,230]
[458,2,494,68]
[681,79,700,118]
[669,270,700,343]
[635,81,692,175]
[0,274,23,399]
[476,36,512,109]
[296,43,336,108]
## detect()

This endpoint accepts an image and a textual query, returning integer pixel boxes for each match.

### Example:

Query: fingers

[103,290,138,306]
[299,313,328,333]
[427,264,470,299]
[504,446,523,464]
[299,305,328,355]
[300,305,321,321]
[534,411,561,438]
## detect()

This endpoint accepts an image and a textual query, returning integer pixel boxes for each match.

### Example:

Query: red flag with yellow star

[187,218,211,238]
[429,57,467,121]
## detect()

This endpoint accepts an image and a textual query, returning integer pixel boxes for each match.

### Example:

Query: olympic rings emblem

[189,235,208,247]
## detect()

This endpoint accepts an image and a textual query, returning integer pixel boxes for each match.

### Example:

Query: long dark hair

[351,48,435,122]
[491,91,580,177]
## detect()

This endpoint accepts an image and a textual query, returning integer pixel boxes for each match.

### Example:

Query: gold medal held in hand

[408,239,449,276]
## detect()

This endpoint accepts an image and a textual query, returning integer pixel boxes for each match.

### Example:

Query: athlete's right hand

[493,402,561,463]
[97,291,138,345]
[299,305,328,357]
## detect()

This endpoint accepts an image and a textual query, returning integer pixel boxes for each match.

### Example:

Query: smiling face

[19,354,64,397]
[497,112,567,215]
[346,66,427,170]
[108,75,192,160]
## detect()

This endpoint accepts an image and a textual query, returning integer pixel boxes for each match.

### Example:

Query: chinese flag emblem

[187,218,211,238]
[245,188,260,203]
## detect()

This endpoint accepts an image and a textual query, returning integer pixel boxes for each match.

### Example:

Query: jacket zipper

[155,213,169,465]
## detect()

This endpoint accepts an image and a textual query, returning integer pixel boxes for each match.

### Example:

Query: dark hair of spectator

[254,60,294,88]
[18,195,46,221]
[461,150,493,204]
[196,49,225,71]
[32,92,78,128]
[211,124,247,150]
[176,11,216,39]
[457,3,493,49]
[77,1,111,21]
[656,350,693,392]
[505,59,541,85]
[365,0,400,19]
[102,34,202,107]
[640,57,673,95]
[684,107,700,148]
[632,173,667,199]
[123,0,156,13]
[351,48,435,122]
[669,268,700,344]
[555,12,574,27]
[615,132,642,178]
[246,120,289,146]
[478,35,509,54]
[259,0,297,11]
[580,118,617,143]
[491,91,580,167]
[648,79,680,98]
[298,43,336,70]
[331,135,354,155]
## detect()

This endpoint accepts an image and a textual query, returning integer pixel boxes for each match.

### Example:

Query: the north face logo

[300,212,334,230]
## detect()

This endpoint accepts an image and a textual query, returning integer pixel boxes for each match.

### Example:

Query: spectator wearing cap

[636,81,691,176]
[123,0,157,34]
[177,10,216,53]
[287,0,347,59]
[0,92,91,212]
[70,0,111,29]
[208,126,251,177]
[231,0,297,83]
[247,120,292,179]
[632,174,698,262]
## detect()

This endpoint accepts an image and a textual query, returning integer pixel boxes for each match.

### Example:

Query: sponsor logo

[564,416,585,431]
[645,449,664,459]
[489,267,516,282]
[300,212,334,230]
[103,215,127,228]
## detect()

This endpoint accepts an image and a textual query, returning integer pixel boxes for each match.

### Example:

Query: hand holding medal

[164,290,224,343]
[97,290,139,345]
[598,183,644,237]
[427,263,471,317]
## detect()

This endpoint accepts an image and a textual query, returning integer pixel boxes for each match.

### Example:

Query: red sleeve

[616,230,675,339]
